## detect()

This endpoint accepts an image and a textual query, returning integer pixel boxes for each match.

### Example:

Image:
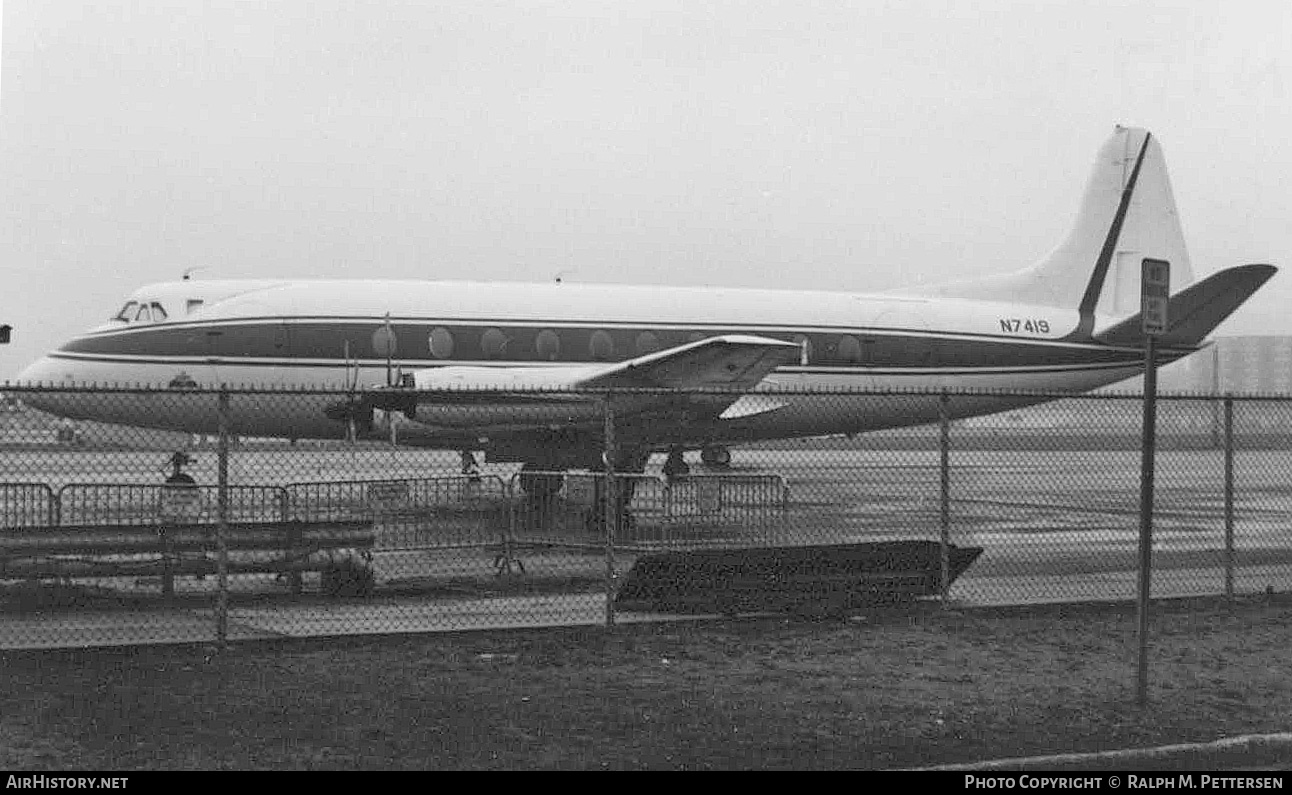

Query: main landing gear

[700,444,732,468]
[512,452,649,536]
[662,444,731,478]
[582,449,649,535]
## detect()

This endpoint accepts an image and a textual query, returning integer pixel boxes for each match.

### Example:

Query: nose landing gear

[663,447,690,479]
[459,450,482,483]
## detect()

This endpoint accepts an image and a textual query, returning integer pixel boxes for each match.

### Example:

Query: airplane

[14,126,1277,504]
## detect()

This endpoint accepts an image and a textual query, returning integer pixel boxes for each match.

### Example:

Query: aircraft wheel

[700,445,731,467]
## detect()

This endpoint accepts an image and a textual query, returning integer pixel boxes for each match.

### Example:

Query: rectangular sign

[158,484,204,521]
[1141,258,1170,336]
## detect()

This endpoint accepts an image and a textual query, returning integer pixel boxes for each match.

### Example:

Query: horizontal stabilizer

[1093,264,1277,347]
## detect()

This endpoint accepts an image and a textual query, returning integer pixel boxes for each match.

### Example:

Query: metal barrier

[0,483,58,529]
[285,475,510,551]
[659,473,788,518]
[56,483,288,526]
[507,470,789,551]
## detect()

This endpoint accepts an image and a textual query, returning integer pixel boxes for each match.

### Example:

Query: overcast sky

[2,1,1289,379]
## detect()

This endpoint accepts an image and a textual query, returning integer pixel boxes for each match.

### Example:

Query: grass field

[4,594,1292,770]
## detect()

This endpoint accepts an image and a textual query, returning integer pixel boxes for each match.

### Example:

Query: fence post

[216,388,231,650]
[939,391,951,605]
[603,393,617,628]
[1211,345,1222,449]
[1136,334,1161,706]
[1224,396,1235,601]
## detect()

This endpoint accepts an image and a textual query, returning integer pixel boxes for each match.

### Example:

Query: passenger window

[371,325,398,358]
[429,327,455,359]
[635,331,660,356]
[481,328,508,359]
[535,329,560,360]
[590,330,615,361]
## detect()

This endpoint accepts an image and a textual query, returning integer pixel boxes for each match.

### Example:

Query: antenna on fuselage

[182,267,208,281]
[553,269,575,284]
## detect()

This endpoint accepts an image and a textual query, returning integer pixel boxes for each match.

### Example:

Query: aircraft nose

[11,357,69,416]
[15,356,70,386]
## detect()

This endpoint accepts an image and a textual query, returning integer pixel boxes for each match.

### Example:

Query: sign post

[1136,258,1169,705]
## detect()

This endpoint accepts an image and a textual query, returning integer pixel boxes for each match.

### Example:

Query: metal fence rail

[506,470,788,550]
[0,483,57,529]
[661,473,787,517]
[56,483,288,526]
[285,474,510,550]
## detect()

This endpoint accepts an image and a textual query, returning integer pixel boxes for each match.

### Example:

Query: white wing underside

[388,334,800,422]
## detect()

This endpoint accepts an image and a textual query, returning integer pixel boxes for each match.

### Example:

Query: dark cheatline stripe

[62,320,1189,371]
[1069,131,1153,340]
[48,350,1180,377]
[79,315,1095,344]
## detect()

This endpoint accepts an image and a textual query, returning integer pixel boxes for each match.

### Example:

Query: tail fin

[922,126,1196,336]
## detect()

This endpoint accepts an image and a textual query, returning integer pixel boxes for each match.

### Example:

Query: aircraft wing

[354,334,800,423]
[574,334,801,392]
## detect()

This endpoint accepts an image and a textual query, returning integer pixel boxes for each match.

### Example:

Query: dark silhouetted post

[1137,258,1170,705]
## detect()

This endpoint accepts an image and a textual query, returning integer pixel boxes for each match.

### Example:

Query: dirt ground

[3,594,1292,770]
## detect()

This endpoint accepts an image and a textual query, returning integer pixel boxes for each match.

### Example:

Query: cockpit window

[111,300,169,324]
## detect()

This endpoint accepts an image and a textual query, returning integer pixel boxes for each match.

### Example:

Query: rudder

[921,126,1197,335]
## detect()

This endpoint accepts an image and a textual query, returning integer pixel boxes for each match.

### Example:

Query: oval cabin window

[535,329,560,360]
[590,330,615,361]
[371,326,398,358]
[481,328,508,359]
[428,327,454,359]
[635,331,660,356]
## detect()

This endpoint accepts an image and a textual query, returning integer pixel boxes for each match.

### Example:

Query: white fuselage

[17,278,1179,447]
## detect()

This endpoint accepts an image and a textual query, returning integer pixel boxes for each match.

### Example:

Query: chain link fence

[2,384,1291,648]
